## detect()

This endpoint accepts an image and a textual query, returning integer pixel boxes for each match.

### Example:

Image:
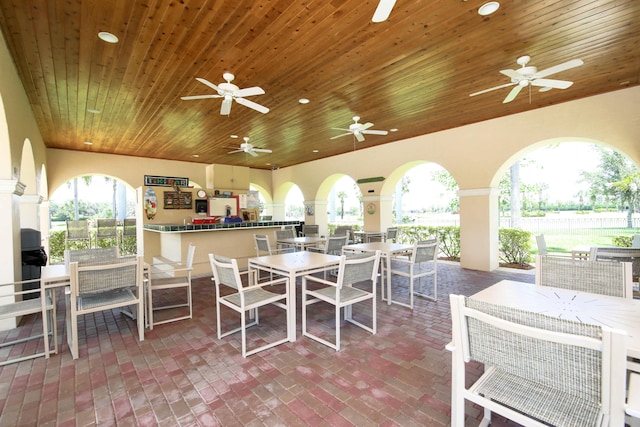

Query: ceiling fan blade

[355,132,365,142]
[469,82,516,97]
[503,85,523,103]
[372,0,396,22]
[235,97,270,114]
[362,130,389,135]
[330,132,352,140]
[180,94,220,100]
[360,122,374,131]
[247,150,259,157]
[235,86,265,97]
[227,149,243,154]
[220,98,232,115]
[499,69,521,79]
[531,78,573,89]
[253,148,273,153]
[195,77,221,92]
[331,127,350,131]
[536,59,584,78]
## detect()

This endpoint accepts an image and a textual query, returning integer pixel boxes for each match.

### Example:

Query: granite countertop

[143,220,301,232]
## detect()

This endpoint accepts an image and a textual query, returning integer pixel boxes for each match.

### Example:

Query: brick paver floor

[0,261,534,426]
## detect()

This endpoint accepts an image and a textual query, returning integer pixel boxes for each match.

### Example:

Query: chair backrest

[71,255,143,296]
[96,218,118,239]
[535,234,548,255]
[325,235,348,255]
[450,294,625,426]
[333,225,351,236]
[411,239,439,264]
[535,255,632,298]
[254,234,273,256]
[66,220,90,240]
[65,247,119,269]
[386,227,398,242]
[302,224,319,237]
[275,229,295,240]
[209,254,244,291]
[592,246,640,283]
[366,232,384,243]
[122,218,137,236]
[336,251,381,289]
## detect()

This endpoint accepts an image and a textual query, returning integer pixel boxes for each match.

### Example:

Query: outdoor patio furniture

[301,251,380,351]
[209,254,290,357]
[449,294,629,426]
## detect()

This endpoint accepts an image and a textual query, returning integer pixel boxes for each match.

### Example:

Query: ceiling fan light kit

[330,115,389,143]
[181,73,269,115]
[469,55,583,103]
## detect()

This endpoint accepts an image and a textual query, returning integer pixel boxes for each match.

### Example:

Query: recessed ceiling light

[299,98,310,104]
[87,108,100,114]
[98,31,119,43]
[230,135,238,138]
[312,149,319,153]
[83,141,93,145]
[192,154,200,158]
[390,128,398,132]
[478,2,500,16]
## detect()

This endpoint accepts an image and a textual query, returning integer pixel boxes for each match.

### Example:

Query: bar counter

[143,221,301,277]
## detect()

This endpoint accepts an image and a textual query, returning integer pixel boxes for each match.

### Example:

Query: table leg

[288,272,297,342]
[386,252,392,305]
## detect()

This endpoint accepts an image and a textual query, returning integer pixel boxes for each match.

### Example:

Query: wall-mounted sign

[144,175,189,187]
[163,191,193,209]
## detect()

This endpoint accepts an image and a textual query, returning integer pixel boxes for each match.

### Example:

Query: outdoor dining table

[248,251,342,342]
[342,241,413,306]
[470,279,640,359]
[275,236,325,251]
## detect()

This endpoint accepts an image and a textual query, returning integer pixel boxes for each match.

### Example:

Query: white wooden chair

[147,243,195,329]
[300,224,319,237]
[95,218,118,248]
[535,254,633,298]
[535,234,571,257]
[65,219,91,249]
[448,294,629,426]
[302,251,380,351]
[0,278,57,365]
[383,239,438,308]
[67,255,145,359]
[385,227,399,243]
[209,254,290,357]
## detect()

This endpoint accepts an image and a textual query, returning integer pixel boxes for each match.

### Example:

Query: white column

[458,187,499,271]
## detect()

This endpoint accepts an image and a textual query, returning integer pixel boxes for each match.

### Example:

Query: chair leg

[241,310,247,358]
[137,299,145,342]
[335,305,341,351]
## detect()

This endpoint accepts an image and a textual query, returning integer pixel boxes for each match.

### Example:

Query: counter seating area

[0,261,533,426]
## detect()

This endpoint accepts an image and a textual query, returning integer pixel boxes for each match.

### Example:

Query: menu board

[163,191,193,209]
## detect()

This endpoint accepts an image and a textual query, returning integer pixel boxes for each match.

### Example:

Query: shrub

[499,228,532,265]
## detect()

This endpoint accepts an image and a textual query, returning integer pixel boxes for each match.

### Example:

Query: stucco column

[271,202,285,221]
[19,193,42,230]
[362,195,393,232]
[304,200,328,236]
[0,180,25,329]
[458,187,499,271]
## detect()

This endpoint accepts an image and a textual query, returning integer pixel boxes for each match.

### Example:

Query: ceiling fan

[181,73,269,115]
[330,116,388,142]
[226,137,272,157]
[469,55,584,103]
[372,0,397,22]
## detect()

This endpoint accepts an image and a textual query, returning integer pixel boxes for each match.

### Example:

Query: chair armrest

[246,276,289,290]
[301,274,337,287]
[627,372,640,418]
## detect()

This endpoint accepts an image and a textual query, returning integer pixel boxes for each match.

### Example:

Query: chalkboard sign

[163,191,192,209]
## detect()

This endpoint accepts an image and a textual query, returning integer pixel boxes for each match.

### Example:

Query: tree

[337,191,347,219]
[581,146,638,226]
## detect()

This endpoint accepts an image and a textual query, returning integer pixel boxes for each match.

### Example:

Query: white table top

[471,279,640,358]
[276,236,325,246]
[343,242,412,255]
[249,251,341,273]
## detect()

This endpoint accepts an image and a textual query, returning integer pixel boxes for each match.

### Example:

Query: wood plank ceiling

[0,0,638,170]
